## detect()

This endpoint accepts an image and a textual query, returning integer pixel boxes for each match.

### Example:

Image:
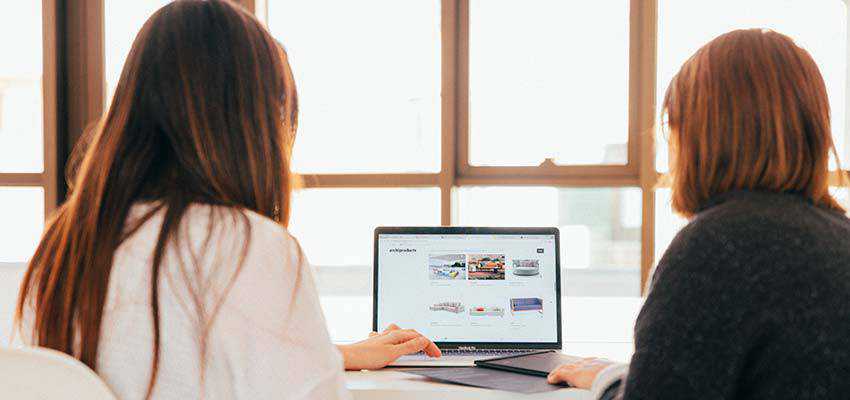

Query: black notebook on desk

[475,350,580,377]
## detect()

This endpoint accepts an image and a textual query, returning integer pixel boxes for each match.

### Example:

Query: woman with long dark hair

[15,1,438,398]
[549,29,850,399]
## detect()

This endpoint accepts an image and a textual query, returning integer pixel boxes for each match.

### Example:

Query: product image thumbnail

[467,254,506,280]
[469,305,505,317]
[428,254,467,280]
[512,259,540,276]
[429,301,466,314]
[510,298,544,314]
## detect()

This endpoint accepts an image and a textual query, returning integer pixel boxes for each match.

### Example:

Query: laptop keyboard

[411,349,537,358]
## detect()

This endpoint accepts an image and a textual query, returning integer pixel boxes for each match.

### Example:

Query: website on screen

[376,234,558,343]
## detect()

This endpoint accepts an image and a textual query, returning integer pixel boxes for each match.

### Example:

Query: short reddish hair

[663,29,843,217]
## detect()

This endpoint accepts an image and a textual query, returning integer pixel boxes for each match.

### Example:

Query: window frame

[24,0,850,293]
[0,0,59,220]
[264,0,661,291]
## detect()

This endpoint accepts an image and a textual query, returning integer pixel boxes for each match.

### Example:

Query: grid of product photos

[427,252,547,326]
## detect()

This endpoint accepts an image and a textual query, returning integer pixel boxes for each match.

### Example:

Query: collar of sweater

[697,190,811,213]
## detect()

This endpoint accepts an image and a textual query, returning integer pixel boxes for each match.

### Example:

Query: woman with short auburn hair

[666,28,842,216]
[549,29,850,399]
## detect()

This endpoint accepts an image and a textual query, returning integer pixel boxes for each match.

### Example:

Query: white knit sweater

[22,203,351,400]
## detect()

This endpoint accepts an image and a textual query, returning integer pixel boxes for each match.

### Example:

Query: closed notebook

[474,350,582,377]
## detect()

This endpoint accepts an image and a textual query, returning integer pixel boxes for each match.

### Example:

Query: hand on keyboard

[547,357,615,390]
[338,324,441,370]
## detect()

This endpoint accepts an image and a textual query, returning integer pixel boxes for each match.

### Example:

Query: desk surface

[345,369,588,400]
[331,297,639,400]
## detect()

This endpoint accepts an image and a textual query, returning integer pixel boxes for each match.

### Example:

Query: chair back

[0,346,117,400]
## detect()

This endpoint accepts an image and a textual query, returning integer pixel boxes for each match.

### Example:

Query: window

[0,188,44,262]
[468,0,630,167]
[0,3,43,173]
[104,0,171,104]
[456,187,642,296]
[4,2,849,345]
[262,1,850,310]
[264,0,648,291]
[656,0,848,171]
[832,186,850,210]
[267,0,442,173]
[261,1,649,343]
[654,188,687,265]
[0,1,53,263]
[289,188,441,267]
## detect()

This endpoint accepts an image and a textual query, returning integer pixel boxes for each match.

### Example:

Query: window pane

[0,2,43,172]
[0,266,25,344]
[830,186,850,211]
[289,188,441,267]
[469,0,630,167]
[657,0,847,172]
[0,187,44,262]
[268,1,441,173]
[654,189,688,265]
[104,0,171,105]
[291,188,439,341]
[456,187,641,296]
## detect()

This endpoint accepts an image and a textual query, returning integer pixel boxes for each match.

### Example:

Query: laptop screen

[375,230,560,345]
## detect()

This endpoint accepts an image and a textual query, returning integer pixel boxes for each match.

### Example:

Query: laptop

[373,227,562,367]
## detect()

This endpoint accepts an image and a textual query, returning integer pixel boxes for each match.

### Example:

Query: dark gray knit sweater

[615,191,850,399]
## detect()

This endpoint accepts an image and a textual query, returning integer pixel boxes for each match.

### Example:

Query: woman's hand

[547,357,614,389]
[337,324,441,370]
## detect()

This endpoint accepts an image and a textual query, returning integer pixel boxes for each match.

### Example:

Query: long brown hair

[16,0,298,396]
[663,29,843,217]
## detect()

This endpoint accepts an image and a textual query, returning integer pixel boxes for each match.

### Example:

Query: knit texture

[620,191,850,399]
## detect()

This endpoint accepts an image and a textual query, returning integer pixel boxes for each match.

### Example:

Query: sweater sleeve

[617,220,761,400]
[590,363,629,399]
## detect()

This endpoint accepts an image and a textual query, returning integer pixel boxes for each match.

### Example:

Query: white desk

[331,296,642,400]
[346,369,588,400]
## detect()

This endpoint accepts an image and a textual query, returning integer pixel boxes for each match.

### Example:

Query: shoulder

[126,202,299,249]
[183,205,313,309]
[654,192,850,289]
[672,192,848,253]
[161,204,309,289]
[702,191,846,230]
[182,204,301,255]
[181,203,289,238]
[235,207,301,252]
[652,196,779,288]
[188,207,324,337]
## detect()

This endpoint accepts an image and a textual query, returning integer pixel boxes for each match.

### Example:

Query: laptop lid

[373,227,562,350]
